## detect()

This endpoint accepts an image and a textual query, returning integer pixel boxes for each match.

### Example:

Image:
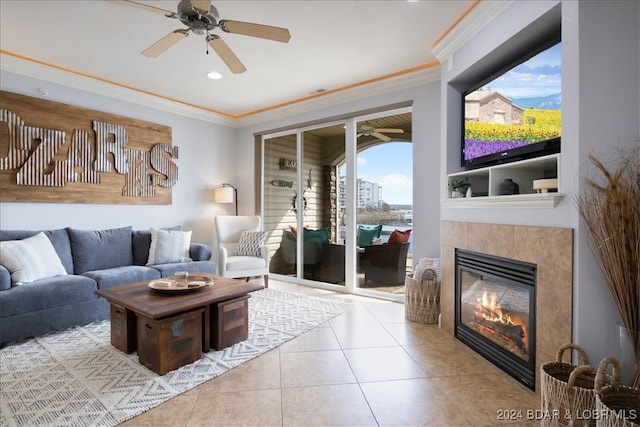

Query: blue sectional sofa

[0,226,218,345]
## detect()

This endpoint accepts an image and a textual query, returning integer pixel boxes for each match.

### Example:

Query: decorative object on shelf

[498,178,520,195]
[448,177,470,198]
[576,143,639,387]
[271,180,293,188]
[533,178,558,193]
[214,183,238,215]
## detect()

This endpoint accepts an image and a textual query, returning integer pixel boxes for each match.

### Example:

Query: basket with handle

[540,343,599,427]
[594,357,640,427]
[404,268,440,324]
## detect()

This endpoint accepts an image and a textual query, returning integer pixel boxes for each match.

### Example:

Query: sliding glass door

[262,108,411,300]
[262,123,348,289]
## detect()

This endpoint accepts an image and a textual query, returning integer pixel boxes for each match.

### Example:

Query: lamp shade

[214,186,234,203]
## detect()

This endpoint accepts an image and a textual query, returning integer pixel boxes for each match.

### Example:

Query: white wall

[236,83,443,260]
[439,0,640,364]
[571,0,640,369]
[0,71,239,249]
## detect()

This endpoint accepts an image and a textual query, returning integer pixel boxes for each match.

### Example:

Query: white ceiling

[0,0,475,125]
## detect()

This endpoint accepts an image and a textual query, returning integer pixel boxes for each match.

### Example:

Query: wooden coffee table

[95,273,263,374]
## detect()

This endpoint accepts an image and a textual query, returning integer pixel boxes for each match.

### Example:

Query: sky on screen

[484,42,562,98]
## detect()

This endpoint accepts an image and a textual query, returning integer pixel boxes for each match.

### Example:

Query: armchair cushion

[303,227,329,243]
[357,225,382,247]
[236,230,267,257]
[388,229,412,244]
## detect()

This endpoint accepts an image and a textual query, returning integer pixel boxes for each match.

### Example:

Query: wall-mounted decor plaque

[0,90,177,205]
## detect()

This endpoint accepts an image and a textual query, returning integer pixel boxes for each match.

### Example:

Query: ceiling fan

[112,0,291,74]
[357,124,404,142]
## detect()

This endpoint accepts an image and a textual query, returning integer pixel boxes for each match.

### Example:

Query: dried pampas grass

[577,142,640,388]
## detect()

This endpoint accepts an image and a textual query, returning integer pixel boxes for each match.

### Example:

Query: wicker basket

[594,357,640,427]
[540,343,598,427]
[405,268,440,324]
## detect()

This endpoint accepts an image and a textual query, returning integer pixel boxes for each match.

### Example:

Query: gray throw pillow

[235,230,267,257]
[67,226,133,273]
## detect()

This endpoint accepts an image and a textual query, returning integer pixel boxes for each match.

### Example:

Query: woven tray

[404,268,440,324]
[540,343,598,427]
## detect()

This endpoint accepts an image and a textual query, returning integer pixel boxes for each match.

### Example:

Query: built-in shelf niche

[445,154,563,208]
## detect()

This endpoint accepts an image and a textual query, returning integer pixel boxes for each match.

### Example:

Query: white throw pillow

[235,230,267,257]
[0,232,68,285]
[146,227,192,265]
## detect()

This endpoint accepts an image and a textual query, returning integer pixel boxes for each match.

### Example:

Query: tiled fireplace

[455,249,537,389]
[441,222,573,393]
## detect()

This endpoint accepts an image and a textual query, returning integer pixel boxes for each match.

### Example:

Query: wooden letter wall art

[0,90,177,205]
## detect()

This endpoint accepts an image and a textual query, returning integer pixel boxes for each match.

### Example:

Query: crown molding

[233,65,441,127]
[432,0,513,63]
[1,52,440,129]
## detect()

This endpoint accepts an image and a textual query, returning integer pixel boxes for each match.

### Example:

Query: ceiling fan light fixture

[206,71,223,80]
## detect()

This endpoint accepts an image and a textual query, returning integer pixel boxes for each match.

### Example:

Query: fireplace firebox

[455,249,536,390]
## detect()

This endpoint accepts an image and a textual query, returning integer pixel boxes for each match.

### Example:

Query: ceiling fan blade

[374,128,404,134]
[219,20,291,43]
[141,30,189,57]
[190,0,211,14]
[208,35,247,74]
[371,132,392,142]
[108,0,176,18]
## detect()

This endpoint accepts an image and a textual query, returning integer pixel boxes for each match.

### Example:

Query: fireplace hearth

[455,249,536,390]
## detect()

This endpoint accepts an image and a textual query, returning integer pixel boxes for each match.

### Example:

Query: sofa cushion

[0,232,68,285]
[147,227,192,265]
[235,230,267,257]
[303,227,329,243]
[388,229,412,244]
[132,226,181,266]
[0,275,97,317]
[357,225,382,247]
[82,265,160,290]
[0,229,74,274]
[68,226,133,274]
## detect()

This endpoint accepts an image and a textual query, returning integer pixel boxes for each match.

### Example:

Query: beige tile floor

[120,279,541,427]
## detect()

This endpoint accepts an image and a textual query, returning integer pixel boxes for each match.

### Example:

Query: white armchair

[214,215,269,287]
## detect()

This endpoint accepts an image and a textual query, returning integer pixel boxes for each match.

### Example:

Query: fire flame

[473,290,529,352]
[477,291,515,324]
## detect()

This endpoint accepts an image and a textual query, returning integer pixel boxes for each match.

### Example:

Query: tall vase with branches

[576,142,640,387]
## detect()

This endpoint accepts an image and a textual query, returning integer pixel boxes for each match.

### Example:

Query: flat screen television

[462,39,561,170]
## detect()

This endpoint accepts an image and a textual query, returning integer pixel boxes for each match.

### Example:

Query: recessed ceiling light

[206,71,223,80]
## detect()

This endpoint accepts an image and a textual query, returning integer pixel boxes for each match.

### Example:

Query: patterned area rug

[0,288,351,426]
